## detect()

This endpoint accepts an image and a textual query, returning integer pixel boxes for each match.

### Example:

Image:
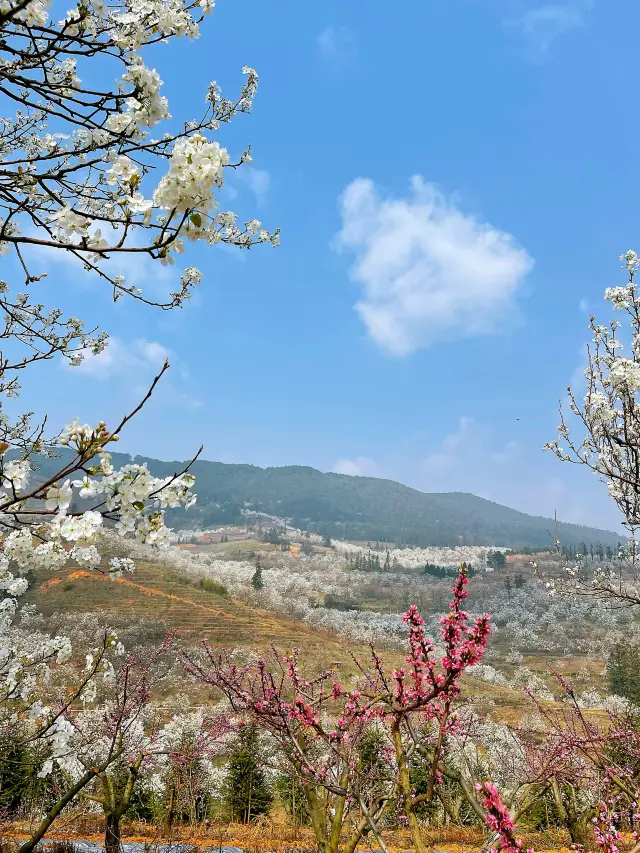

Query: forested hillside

[32,451,622,549]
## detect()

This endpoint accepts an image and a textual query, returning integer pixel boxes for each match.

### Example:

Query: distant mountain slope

[32,452,621,549]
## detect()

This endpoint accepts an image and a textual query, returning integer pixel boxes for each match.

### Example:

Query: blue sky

[14,0,639,532]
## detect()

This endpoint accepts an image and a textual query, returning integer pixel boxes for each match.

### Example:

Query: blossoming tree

[0,0,276,828]
[545,251,640,604]
[78,662,231,853]
[480,250,640,853]
[12,633,159,853]
[185,566,491,853]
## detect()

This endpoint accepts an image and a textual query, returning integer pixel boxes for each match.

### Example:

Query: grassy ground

[1,815,576,853]
[27,559,355,661]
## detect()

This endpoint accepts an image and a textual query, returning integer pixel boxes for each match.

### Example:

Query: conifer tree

[223,725,272,823]
[251,559,264,591]
[607,640,640,704]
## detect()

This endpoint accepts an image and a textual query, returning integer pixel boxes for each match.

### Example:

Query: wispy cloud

[69,337,170,381]
[317,25,354,62]
[331,457,378,477]
[22,229,173,301]
[335,176,533,356]
[235,167,271,206]
[416,414,620,528]
[508,2,592,57]
[66,337,202,407]
[423,417,522,484]
[569,343,589,395]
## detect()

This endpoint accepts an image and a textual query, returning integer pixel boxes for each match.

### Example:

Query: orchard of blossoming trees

[2,0,640,845]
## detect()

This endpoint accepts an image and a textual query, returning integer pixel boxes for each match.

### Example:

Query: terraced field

[26,559,359,661]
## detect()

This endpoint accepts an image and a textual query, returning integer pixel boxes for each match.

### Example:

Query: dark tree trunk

[105,813,122,853]
[568,818,591,849]
[164,785,176,837]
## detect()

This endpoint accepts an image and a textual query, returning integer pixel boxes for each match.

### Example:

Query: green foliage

[263,527,288,546]
[487,550,507,569]
[274,773,310,826]
[408,755,437,819]
[358,729,382,772]
[604,709,640,779]
[561,542,620,562]
[607,640,640,703]
[422,561,475,579]
[32,450,625,549]
[517,785,563,831]
[0,732,47,815]
[355,728,392,814]
[222,725,272,823]
[301,540,315,556]
[199,578,229,596]
[0,733,73,820]
[346,551,382,572]
[421,563,456,579]
[251,565,264,590]
[324,593,360,611]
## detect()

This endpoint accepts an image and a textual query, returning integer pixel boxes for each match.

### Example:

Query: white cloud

[569,343,589,393]
[423,417,522,485]
[67,337,203,408]
[236,167,271,206]
[332,457,378,477]
[491,440,522,465]
[415,415,622,530]
[336,176,533,356]
[317,25,353,61]
[578,297,590,313]
[508,2,591,56]
[423,417,478,479]
[70,337,170,381]
[22,229,173,299]
[169,390,203,409]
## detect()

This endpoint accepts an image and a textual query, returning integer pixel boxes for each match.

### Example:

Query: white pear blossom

[45,481,73,511]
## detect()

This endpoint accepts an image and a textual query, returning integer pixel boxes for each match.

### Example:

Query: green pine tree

[223,725,272,823]
[251,561,264,590]
[0,731,46,816]
[607,641,640,704]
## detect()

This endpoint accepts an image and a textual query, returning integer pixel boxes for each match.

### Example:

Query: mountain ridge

[28,451,622,548]
[113,455,623,549]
